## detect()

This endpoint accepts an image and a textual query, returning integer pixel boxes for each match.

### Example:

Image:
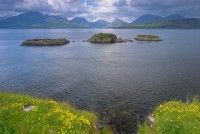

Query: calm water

[0,29,200,133]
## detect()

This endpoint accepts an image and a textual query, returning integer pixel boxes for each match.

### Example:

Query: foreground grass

[0,92,101,134]
[138,98,200,134]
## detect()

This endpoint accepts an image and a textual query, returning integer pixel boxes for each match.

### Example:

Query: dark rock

[124,39,133,42]
[21,38,70,46]
[135,35,162,41]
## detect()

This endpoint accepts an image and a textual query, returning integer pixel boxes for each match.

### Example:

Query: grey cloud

[0,0,25,5]
[0,0,25,10]
[113,0,128,7]
[0,0,199,21]
[112,0,200,18]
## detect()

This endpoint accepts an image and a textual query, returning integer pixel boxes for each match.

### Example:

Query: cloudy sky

[0,0,200,22]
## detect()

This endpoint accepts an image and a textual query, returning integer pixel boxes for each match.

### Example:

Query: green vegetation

[86,33,127,43]
[100,127,113,134]
[138,122,155,134]
[0,92,104,134]
[89,33,117,40]
[138,98,200,134]
[86,33,117,43]
[121,21,174,29]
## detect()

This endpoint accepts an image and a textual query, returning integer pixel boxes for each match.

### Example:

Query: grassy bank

[138,98,200,134]
[0,92,108,134]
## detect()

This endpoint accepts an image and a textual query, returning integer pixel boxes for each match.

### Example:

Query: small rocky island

[85,33,127,43]
[135,35,162,41]
[21,38,70,46]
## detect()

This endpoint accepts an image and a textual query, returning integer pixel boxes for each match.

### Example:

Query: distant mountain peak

[95,20,109,24]
[71,17,88,24]
[107,18,128,27]
[21,11,43,16]
[88,20,109,28]
[73,17,87,20]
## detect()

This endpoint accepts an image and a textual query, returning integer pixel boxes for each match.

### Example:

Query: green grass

[100,127,113,134]
[93,33,117,40]
[0,92,103,134]
[138,98,200,134]
[138,122,155,134]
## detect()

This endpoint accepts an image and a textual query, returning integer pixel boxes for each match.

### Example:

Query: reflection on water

[0,29,200,133]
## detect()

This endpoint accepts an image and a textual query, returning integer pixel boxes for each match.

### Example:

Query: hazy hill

[132,14,184,24]
[70,17,90,28]
[0,12,86,28]
[106,19,128,27]
[120,18,200,29]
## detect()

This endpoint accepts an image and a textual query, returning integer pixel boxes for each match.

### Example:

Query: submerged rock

[124,39,133,42]
[135,35,162,41]
[86,33,126,43]
[21,38,70,46]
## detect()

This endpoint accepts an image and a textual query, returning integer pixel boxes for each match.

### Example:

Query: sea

[0,29,200,133]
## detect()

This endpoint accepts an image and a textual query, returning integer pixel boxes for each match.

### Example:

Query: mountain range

[132,14,184,24]
[0,11,199,29]
[70,17,110,28]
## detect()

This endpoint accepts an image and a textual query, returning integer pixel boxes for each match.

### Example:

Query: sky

[0,0,200,22]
